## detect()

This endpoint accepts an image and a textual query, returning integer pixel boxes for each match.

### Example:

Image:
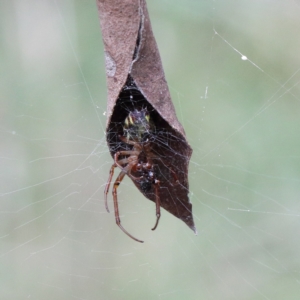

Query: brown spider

[104,108,161,243]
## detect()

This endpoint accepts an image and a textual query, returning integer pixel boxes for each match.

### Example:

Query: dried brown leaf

[97,0,196,233]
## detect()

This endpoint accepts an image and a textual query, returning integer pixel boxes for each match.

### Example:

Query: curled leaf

[97,0,196,234]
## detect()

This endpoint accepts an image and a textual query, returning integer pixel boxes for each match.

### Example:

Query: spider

[104,107,161,243]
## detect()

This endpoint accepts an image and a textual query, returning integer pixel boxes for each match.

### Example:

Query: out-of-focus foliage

[1,1,300,299]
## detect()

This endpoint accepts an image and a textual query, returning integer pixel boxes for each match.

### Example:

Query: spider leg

[104,163,117,213]
[114,151,142,181]
[151,179,161,231]
[169,167,180,185]
[112,170,144,243]
[118,135,136,145]
[105,152,142,212]
[104,156,131,212]
[114,150,139,169]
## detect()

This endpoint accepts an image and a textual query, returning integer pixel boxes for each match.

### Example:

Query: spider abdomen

[139,179,152,193]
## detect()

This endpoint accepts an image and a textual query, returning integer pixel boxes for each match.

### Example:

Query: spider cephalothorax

[123,107,151,142]
[104,107,162,243]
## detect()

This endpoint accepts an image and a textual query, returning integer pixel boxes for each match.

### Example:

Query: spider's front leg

[112,164,144,243]
[104,151,144,243]
[104,150,137,212]
[104,154,130,212]
[114,151,142,181]
[104,162,117,212]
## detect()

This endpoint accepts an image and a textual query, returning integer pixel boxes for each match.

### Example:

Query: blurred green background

[1,0,300,299]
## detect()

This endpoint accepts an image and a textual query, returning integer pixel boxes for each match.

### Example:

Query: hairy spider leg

[169,168,180,185]
[112,169,144,243]
[104,163,116,212]
[119,135,151,149]
[105,148,143,213]
[114,150,142,181]
[104,152,144,242]
[104,156,130,212]
[151,179,161,231]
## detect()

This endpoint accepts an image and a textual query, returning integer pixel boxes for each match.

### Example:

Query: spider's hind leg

[151,179,161,231]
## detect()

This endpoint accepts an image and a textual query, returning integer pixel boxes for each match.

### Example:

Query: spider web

[1,0,300,299]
